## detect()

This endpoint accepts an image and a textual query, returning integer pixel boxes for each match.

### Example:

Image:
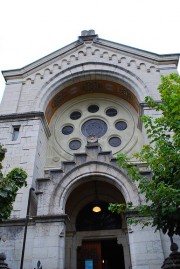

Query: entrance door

[77,239,125,269]
[77,241,102,269]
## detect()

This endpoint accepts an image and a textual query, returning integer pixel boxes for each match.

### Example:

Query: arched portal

[36,70,146,269]
[35,76,143,269]
[64,178,131,269]
[36,123,141,269]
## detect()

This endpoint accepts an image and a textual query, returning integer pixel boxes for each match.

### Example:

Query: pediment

[2,30,179,82]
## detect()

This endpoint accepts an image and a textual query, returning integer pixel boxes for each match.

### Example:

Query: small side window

[12,126,20,141]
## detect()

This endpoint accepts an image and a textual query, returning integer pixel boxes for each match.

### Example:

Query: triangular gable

[2,30,179,82]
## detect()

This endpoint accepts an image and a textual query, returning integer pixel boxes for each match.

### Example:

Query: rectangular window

[12,126,20,141]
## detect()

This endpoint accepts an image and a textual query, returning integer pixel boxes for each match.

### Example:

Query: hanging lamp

[92,181,101,213]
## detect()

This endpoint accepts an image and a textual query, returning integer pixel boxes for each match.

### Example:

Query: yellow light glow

[92,206,101,213]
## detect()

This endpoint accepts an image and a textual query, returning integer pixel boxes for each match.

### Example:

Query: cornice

[0,214,68,227]
[95,38,180,66]
[0,111,51,138]
[2,34,179,82]
[2,40,84,81]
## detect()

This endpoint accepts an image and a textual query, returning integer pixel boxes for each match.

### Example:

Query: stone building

[0,30,179,269]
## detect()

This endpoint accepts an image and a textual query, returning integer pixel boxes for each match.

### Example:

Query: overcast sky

[0,0,180,102]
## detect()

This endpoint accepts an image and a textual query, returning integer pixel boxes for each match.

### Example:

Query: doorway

[77,239,125,269]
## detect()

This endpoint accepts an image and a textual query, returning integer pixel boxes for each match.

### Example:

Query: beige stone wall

[0,114,49,218]
[0,33,179,269]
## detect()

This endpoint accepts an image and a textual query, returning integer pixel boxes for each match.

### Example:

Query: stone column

[127,220,164,269]
[117,231,131,269]
[32,216,67,269]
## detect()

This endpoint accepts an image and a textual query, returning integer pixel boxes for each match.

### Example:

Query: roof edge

[96,38,180,63]
[2,39,83,81]
[2,30,180,81]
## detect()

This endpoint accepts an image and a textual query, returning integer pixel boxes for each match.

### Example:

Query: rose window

[53,95,137,157]
[81,119,108,138]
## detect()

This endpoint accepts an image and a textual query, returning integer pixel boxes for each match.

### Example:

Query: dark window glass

[62,125,74,135]
[70,111,81,120]
[76,201,122,231]
[88,105,99,113]
[69,140,81,150]
[109,137,121,147]
[115,121,127,131]
[106,108,117,117]
[81,119,107,138]
[12,126,20,141]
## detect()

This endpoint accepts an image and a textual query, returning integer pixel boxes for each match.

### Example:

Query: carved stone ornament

[81,30,95,36]
[87,135,98,143]
[53,156,60,162]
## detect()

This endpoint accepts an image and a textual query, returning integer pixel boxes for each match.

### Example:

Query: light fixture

[92,205,101,213]
[92,181,101,213]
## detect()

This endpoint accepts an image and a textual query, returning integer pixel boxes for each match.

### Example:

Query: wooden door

[77,241,102,269]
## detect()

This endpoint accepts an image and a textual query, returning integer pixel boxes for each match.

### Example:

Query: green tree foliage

[0,144,27,220]
[109,73,180,238]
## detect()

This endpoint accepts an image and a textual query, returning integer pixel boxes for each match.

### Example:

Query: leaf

[109,73,180,238]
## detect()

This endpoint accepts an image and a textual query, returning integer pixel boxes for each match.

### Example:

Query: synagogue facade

[0,30,179,269]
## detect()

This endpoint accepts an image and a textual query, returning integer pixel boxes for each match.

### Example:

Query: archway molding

[34,62,150,115]
[49,160,141,215]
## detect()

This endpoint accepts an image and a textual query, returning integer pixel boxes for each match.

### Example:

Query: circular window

[115,121,127,131]
[69,140,81,150]
[62,125,74,135]
[88,105,99,113]
[81,119,108,138]
[109,137,121,147]
[106,108,117,117]
[70,111,81,120]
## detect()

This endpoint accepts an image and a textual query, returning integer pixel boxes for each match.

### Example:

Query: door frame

[77,239,125,269]
[65,230,131,269]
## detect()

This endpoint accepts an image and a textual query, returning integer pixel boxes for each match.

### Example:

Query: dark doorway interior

[101,239,125,269]
[76,201,122,231]
[77,239,125,269]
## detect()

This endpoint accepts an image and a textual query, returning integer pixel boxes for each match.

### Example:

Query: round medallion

[81,119,107,138]
[62,125,74,135]
[106,108,117,117]
[53,156,60,162]
[109,137,121,147]
[69,140,81,150]
[88,105,99,113]
[70,111,81,120]
[115,121,127,131]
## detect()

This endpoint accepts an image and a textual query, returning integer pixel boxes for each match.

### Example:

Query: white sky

[0,0,180,102]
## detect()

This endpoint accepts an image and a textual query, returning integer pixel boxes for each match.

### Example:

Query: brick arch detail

[48,161,140,215]
[33,62,149,119]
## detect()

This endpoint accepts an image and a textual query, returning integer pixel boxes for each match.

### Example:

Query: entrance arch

[34,65,144,269]
[49,160,140,215]
[36,109,142,269]
[64,177,132,269]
